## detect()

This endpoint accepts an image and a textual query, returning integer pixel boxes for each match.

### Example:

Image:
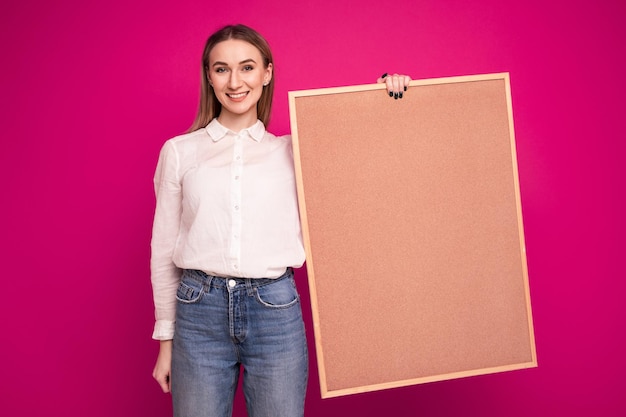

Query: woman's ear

[264,63,273,86]
[205,66,213,87]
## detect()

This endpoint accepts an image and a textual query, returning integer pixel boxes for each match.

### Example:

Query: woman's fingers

[378,73,412,99]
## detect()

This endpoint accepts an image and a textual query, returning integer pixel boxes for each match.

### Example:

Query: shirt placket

[230,132,244,276]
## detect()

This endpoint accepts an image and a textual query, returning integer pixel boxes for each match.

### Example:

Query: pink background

[1,0,624,416]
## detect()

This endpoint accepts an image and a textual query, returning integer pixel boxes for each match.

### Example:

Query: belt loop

[245,278,254,296]
[203,274,214,293]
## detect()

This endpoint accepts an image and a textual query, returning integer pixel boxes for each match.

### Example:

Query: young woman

[150,24,410,417]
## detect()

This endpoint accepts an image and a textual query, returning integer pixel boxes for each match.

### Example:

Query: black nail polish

[389,91,393,97]
[394,92,398,100]
[381,73,388,79]
[404,86,407,91]
[399,91,403,99]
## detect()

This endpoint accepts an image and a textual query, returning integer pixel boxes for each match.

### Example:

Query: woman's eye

[215,67,227,73]
[243,65,254,71]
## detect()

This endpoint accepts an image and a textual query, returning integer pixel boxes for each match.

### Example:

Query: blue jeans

[171,268,308,417]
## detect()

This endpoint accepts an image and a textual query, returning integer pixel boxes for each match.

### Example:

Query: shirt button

[234,205,239,210]
[228,279,236,288]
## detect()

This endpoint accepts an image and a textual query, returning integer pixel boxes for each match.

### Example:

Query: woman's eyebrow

[212,58,257,67]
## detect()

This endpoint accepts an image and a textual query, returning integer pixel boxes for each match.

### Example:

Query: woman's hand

[152,340,173,393]
[377,73,412,99]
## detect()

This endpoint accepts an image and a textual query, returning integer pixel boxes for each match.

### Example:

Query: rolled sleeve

[152,319,176,340]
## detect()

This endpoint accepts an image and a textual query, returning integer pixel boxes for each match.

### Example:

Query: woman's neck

[217,111,258,133]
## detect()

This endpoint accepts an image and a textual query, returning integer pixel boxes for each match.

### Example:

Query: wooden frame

[288,73,536,398]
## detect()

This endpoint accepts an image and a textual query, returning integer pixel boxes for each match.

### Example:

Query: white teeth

[228,92,247,99]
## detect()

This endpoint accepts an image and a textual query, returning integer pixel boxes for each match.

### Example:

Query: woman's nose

[228,72,242,89]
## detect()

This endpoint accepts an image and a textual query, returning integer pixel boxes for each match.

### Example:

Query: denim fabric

[171,268,308,417]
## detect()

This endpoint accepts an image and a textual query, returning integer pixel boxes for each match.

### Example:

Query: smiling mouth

[226,92,249,99]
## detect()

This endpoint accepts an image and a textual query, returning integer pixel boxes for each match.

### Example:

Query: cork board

[288,73,536,398]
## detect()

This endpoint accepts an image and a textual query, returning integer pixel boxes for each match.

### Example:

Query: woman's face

[207,39,272,128]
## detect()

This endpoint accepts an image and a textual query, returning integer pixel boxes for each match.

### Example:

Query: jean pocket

[175,278,204,304]
[254,277,300,309]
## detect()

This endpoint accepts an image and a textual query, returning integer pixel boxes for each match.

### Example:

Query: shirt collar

[205,118,266,143]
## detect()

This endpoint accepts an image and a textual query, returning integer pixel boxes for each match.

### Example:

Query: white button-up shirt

[150,119,305,339]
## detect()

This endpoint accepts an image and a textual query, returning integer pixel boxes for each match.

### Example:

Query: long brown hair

[188,24,275,132]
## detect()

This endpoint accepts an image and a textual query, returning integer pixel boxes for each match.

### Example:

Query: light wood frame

[288,73,536,398]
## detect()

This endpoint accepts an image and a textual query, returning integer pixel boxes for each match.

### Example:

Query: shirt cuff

[152,319,175,340]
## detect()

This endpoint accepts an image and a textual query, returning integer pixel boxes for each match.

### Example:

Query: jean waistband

[182,267,293,290]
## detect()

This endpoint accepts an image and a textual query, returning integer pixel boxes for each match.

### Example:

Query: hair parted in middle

[188,24,275,132]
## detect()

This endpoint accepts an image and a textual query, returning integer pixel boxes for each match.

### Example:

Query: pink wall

[2,0,624,415]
